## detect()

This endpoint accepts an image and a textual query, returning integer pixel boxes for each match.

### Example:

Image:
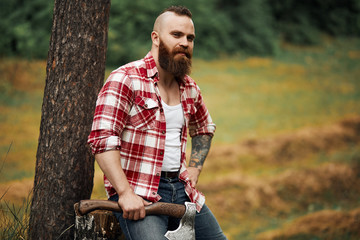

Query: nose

[179,36,189,48]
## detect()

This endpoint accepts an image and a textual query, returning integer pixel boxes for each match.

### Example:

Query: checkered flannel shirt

[88,52,216,211]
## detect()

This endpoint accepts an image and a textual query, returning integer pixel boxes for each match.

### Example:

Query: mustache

[173,48,192,59]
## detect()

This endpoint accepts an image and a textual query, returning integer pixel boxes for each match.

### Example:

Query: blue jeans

[109,176,227,240]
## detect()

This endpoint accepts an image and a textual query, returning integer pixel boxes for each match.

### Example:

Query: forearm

[188,134,213,171]
[95,150,150,220]
[95,150,131,195]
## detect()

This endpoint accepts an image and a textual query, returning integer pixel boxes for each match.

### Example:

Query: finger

[123,211,129,219]
[128,210,134,220]
[133,210,140,221]
[139,207,146,219]
[143,199,152,206]
[189,177,195,187]
[192,179,197,187]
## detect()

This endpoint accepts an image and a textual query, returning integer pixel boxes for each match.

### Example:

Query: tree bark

[29,0,111,239]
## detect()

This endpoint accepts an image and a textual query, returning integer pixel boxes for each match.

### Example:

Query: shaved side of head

[153,6,192,33]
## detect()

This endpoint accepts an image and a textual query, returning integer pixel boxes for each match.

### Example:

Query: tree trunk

[29,0,111,239]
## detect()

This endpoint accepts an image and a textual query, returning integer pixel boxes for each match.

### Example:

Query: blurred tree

[270,0,360,45]
[0,0,53,58]
[272,0,321,45]
[29,0,110,239]
[106,0,160,66]
[314,0,360,36]
[1,0,359,63]
[181,0,235,58]
[217,0,279,55]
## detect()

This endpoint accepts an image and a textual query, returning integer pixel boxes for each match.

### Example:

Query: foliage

[270,0,360,44]
[0,0,53,59]
[216,0,279,55]
[1,0,360,65]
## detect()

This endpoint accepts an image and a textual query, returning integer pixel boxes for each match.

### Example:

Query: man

[88,6,227,240]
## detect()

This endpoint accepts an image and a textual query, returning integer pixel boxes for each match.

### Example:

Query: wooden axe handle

[77,199,186,219]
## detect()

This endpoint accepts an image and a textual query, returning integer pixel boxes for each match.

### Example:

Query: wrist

[116,186,133,197]
[188,166,202,173]
[188,164,202,172]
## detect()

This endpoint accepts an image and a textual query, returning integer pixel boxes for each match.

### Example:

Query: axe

[76,199,196,240]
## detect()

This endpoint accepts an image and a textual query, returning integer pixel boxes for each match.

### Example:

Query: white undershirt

[161,100,184,172]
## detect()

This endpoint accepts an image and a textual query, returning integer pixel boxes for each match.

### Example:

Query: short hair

[161,6,192,18]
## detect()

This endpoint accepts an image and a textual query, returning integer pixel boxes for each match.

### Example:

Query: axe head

[165,202,196,240]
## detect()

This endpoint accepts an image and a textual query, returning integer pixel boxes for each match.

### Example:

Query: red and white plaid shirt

[88,52,216,211]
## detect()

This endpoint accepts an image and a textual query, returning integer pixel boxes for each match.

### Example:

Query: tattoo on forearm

[189,135,212,169]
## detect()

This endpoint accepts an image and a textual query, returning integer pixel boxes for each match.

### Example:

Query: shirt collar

[144,52,159,83]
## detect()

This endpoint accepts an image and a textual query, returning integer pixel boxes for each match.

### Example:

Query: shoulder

[111,58,147,80]
[105,58,148,88]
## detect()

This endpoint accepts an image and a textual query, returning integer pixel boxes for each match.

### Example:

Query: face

[155,13,195,78]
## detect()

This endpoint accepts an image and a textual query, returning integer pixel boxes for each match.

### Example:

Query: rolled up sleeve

[88,71,133,154]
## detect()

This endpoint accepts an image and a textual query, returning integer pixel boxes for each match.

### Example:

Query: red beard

[158,40,192,80]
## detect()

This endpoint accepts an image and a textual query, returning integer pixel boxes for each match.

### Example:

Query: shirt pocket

[128,96,158,130]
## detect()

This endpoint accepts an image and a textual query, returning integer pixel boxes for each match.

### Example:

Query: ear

[151,31,160,47]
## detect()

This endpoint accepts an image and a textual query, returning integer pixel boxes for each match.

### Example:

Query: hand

[187,167,201,188]
[117,189,152,220]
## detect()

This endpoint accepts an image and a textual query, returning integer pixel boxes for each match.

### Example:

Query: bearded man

[88,6,227,240]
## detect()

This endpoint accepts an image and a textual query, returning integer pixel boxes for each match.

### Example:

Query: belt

[161,171,179,179]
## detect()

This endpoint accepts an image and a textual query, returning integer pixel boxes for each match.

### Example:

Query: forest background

[1,0,360,239]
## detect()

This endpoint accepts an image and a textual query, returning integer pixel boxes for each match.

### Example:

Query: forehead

[160,12,195,34]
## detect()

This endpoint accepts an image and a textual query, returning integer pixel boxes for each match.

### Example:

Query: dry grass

[208,115,360,164]
[200,161,360,213]
[197,116,360,239]
[0,179,33,205]
[196,112,360,238]
[0,180,32,240]
[256,208,360,240]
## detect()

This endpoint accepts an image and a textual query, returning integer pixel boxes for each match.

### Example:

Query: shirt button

[144,104,148,108]
[156,172,160,176]
[160,108,163,112]
[152,192,156,195]
[162,130,165,134]
[160,151,164,155]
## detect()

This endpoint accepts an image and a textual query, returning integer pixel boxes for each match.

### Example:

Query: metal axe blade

[165,202,196,240]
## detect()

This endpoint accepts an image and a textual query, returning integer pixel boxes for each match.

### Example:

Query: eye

[172,32,182,38]
[187,35,195,42]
